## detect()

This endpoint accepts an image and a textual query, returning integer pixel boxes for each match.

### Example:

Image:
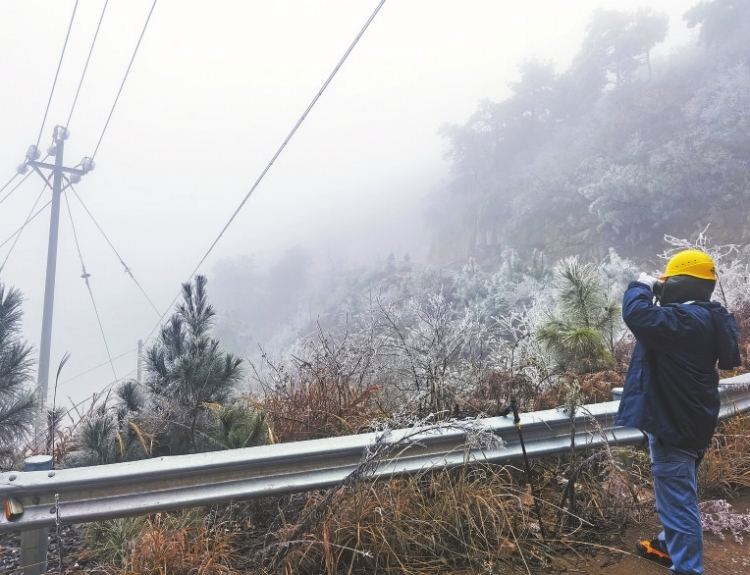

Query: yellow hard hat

[660,249,716,281]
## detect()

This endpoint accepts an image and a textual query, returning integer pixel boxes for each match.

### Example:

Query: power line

[0,200,52,252]
[0,172,19,197]
[92,0,158,160]
[142,0,389,344]
[67,181,161,316]
[66,0,110,129]
[59,348,136,386]
[0,170,33,207]
[0,183,48,274]
[63,190,119,384]
[36,0,80,147]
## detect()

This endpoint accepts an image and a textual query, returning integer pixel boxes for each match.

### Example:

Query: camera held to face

[653,280,665,299]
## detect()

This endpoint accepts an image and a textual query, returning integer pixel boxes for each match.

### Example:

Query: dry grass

[124,513,240,575]
[83,511,242,575]
[73,303,750,575]
[700,412,750,497]
[534,370,625,411]
[262,449,652,575]
[70,411,750,575]
[462,371,539,416]
[261,369,382,442]
[270,466,542,575]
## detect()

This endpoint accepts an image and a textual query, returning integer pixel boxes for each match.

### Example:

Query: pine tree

[0,283,36,467]
[145,275,243,454]
[537,258,621,374]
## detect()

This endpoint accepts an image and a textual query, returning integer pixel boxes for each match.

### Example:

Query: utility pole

[21,125,94,439]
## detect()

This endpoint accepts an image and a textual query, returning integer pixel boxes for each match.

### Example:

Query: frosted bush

[598,248,638,299]
[699,499,750,544]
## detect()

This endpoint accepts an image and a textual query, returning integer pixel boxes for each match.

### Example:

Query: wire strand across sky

[36,0,79,147]
[63,190,119,384]
[92,0,157,160]
[66,0,110,130]
[68,182,161,317]
[142,0,389,345]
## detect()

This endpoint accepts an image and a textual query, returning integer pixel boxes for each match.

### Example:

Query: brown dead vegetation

[77,414,750,575]
[534,370,625,411]
[261,368,382,442]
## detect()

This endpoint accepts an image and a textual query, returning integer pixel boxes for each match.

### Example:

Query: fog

[0,0,697,408]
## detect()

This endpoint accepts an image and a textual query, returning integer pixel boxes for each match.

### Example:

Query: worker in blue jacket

[616,249,740,575]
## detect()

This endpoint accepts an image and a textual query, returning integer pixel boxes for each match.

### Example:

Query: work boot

[636,537,672,567]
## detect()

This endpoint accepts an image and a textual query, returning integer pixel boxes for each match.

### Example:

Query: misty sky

[0,0,699,408]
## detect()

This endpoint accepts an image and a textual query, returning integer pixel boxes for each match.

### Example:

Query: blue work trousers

[649,434,705,575]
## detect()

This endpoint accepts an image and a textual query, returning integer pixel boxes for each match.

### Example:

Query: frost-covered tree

[684,0,750,49]
[145,275,244,454]
[379,290,489,415]
[68,276,266,466]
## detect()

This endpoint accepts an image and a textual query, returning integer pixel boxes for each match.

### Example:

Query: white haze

[0,0,698,408]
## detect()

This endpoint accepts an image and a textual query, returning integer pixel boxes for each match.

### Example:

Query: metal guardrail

[2,383,750,534]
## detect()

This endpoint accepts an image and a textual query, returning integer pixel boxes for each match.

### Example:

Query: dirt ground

[544,493,750,575]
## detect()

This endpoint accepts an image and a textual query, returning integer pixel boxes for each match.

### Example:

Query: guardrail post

[20,455,53,575]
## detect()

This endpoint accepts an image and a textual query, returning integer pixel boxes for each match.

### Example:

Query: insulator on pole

[26,145,41,161]
[54,126,70,141]
[80,157,95,173]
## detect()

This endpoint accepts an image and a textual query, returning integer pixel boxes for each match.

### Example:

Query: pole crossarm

[27,161,87,177]
[2,383,749,533]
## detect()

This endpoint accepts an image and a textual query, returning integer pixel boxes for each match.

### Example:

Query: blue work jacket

[616,281,741,449]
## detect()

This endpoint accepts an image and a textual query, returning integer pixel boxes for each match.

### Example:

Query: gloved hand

[637,273,659,291]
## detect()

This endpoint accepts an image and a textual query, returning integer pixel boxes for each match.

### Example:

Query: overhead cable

[68,182,161,316]
[0,171,32,207]
[144,0,388,343]
[0,173,19,198]
[37,0,80,147]
[0,183,48,273]
[92,0,158,159]
[0,200,52,252]
[67,0,110,129]
[59,348,136,387]
[63,190,119,385]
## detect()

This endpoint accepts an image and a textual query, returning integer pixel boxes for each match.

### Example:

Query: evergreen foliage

[70,275,266,467]
[537,258,622,374]
[0,282,36,467]
[206,400,268,449]
[145,275,244,454]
